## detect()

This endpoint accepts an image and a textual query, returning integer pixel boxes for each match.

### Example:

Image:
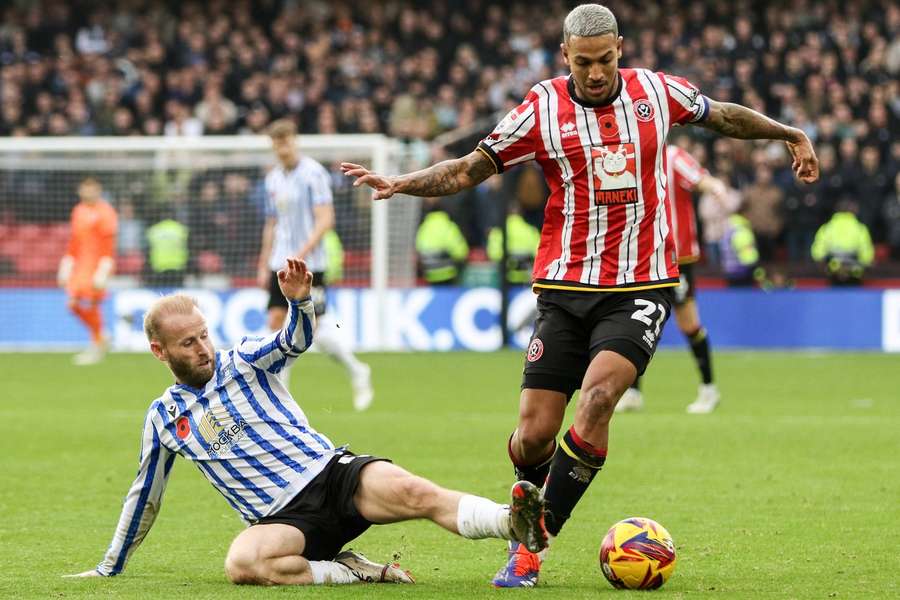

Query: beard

[169,354,215,389]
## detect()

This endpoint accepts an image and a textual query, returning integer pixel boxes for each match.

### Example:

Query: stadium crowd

[0,0,899,276]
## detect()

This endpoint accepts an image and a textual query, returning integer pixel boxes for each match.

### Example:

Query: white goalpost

[0,134,418,351]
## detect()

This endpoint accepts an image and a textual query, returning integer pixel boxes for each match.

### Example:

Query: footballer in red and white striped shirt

[476,68,710,292]
[619,144,731,418]
[341,4,818,588]
[666,144,708,265]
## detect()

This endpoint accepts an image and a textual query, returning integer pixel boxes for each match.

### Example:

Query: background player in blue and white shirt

[256,118,373,411]
[67,258,548,586]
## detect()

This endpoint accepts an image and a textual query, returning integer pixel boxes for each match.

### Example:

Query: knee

[225,546,260,585]
[516,419,558,459]
[580,380,623,423]
[395,475,441,514]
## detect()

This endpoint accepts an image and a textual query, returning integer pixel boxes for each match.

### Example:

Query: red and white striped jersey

[477,69,709,291]
[665,145,707,264]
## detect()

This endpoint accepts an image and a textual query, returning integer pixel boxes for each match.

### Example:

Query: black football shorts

[254,451,389,560]
[522,286,674,398]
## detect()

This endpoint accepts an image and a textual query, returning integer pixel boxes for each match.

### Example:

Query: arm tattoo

[699,101,799,142]
[396,151,495,197]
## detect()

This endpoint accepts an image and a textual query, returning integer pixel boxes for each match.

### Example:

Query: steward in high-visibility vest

[323,229,344,284]
[719,214,761,287]
[415,203,469,285]
[811,206,873,286]
[487,214,541,284]
[146,218,189,286]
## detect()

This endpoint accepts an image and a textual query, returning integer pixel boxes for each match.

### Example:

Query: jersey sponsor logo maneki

[593,144,638,205]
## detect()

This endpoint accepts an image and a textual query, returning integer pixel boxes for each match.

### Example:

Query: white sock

[456,495,514,541]
[309,560,356,584]
[315,314,364,374]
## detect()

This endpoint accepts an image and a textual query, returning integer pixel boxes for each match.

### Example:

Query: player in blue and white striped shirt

[68,258,548,586]
[257,119,373,411]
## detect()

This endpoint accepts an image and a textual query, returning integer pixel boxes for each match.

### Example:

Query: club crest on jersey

[490,108,520,140]
[592,143,638,205]
[527,338,544,362]
[633,99,655,122]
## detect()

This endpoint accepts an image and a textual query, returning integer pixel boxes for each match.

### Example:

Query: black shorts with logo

[673,263,696,306]
[522,286,674,398]
[268,270,327,316]
[254,451,389,561]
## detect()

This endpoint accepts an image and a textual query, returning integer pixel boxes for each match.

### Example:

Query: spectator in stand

[116,199,144,256]
[741,162,784,262]
[884,173,900,260]
[854,145,892,240]
[164,99,203,137]
[720,205,761,287]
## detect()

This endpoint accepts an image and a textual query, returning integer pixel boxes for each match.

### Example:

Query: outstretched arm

[67,412,175,578]
[237,258,316,373]
[697,100,819,183]
[340,149,496,200]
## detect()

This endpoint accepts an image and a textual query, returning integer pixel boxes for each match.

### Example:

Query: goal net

[0,135,417,351]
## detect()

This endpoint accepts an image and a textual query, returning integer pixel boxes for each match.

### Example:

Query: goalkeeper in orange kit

[57,177,118,365]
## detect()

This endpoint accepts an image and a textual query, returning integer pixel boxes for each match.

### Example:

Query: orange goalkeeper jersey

[66,200,118,295]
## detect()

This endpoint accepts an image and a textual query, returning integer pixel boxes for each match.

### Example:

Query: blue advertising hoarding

[2,287,899,352]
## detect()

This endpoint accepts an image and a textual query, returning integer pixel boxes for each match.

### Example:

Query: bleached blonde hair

[563,4,618,41]
[143,293,200,342]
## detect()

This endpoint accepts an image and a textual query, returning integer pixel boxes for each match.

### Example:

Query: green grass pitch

[1,349,898,599]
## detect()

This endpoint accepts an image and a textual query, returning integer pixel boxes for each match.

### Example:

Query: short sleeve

[309,163,333,206]
[660,73,710,126]
[476,89,540,173]
[263,175,277,217]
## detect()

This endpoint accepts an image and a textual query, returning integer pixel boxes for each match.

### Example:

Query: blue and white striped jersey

[265,156,333,273]
[97,298,337,576]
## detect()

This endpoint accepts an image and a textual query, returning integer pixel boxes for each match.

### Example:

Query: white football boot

[614,387,644,412]
[72,337,108,366]
[686,383,720,414]
[334,550,414,583]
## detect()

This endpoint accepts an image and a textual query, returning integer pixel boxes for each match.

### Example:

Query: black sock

[543,426,606,536]
[688,327,713,385]
[508,434,555,488]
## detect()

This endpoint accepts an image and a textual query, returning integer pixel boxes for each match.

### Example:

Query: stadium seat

[116,251,145,275]
[15,251,59,276]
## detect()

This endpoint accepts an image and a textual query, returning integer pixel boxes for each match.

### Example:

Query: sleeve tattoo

[397,151,496,197]
[699,101,797,142]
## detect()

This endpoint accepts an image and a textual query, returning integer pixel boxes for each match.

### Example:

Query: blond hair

[563,4,618,41]
[266,118,297,139]
[144,293,200,342]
